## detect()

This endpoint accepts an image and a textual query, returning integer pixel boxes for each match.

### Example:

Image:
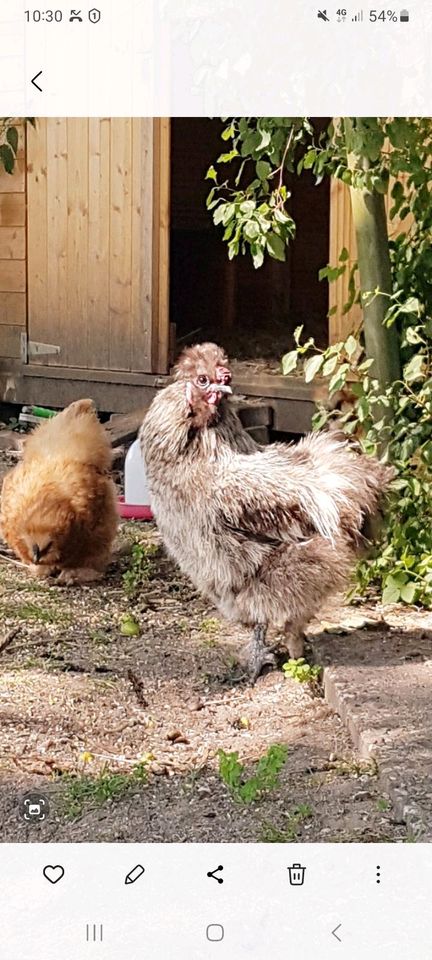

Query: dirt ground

[0,502,410,844]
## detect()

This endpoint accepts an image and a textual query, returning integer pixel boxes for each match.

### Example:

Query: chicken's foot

[57,567,104,586]
[245,624,277,683]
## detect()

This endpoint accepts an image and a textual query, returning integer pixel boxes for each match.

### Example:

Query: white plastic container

[124,438,152,509]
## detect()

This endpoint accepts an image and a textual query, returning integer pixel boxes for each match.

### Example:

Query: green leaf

[217,149,239,163]
[322,354,339,377]
[328,363,350,393]
[257,129,271,151]
[303,354,324,383]
[256,160,272,181]
[0,144,15,174]
[221,123,235,141]
[266,232,286,261]
[344,334,358,357]
[303,149,317,170]
[404,353,425,384]
[205,165,217,182]
[382,583,401,604]
[399,297,420,315]
[252,245,264,269]
[239,199,256,215]
[281,351,298,375]
[221,203,236,226]
[357,396,370,422]
[274,208,290,225]
[6,126,18,155]
[405,326,424,345]
[400,582,416,604]
[293,325,304,346]
[339,247,350,262]
[243,220,260,241]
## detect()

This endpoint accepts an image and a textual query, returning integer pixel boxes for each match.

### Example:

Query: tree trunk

[349,185,401,388]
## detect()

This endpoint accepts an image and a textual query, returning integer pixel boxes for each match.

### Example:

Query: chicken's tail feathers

[58,398,96,418]
[22,398,113,471]
[294,430,394,546]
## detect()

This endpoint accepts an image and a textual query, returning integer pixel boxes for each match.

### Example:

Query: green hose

[22,405,57,418]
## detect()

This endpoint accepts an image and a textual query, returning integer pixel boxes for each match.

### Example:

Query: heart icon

[43,865,65,884]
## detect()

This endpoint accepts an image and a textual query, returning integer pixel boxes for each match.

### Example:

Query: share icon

[207,865,224,884]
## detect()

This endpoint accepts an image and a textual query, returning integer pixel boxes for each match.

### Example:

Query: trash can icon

[288,863,306,885]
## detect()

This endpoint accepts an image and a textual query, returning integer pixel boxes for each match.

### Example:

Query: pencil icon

[125,864,145,885]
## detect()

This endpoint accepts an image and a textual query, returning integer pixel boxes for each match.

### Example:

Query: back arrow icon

[31,71,43,92]
[332,923,342,942]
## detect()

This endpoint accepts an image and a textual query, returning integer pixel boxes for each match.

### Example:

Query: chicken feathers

[0,399,118,583]
[140,343,394,678]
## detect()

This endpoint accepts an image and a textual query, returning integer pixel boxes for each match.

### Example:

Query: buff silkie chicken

[0,399,118,584]
[140,343,393,680]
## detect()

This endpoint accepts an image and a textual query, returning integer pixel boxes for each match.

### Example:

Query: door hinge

[21,333,61,363]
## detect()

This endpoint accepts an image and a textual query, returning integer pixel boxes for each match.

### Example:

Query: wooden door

[26,117,170,375]
[0,124,26,363]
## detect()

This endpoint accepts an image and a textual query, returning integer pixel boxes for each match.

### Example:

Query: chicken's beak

[32,544,41,564]
[209,383,232,394]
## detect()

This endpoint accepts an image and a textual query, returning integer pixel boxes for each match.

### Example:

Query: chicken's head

[175,342,232,427]
[13,495,74,572]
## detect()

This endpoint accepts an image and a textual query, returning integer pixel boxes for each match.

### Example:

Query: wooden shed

[0,117,379,431]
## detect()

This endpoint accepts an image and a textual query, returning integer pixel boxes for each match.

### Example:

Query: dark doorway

[170,118,331,367]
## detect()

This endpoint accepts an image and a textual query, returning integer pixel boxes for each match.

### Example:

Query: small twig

[0,627,21,654]
[0,552,27,569]
[127,668,149,708]
[177,327,202,345]
[271,126,296,209]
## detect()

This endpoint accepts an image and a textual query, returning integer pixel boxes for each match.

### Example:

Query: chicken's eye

[196,375,210,388]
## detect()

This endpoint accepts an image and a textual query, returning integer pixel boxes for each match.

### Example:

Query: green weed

[58,762,148,819]
[122,542,158,598]
[199,617,220,634]
[217,744,288,804]
[283,657,322,687]
[260,804,313,842]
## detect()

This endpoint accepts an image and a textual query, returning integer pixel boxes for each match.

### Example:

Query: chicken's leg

[244,624,277,683]
[284,623,305,660]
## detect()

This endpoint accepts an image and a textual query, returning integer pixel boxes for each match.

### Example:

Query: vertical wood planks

[46,118,68,366]
[328,177,361,344]
[109,118,133,371]
[88,117,111,370]
[152,118,171,375]
[27,119,49,354]
[0,124,27,358]
[26,117,171,376]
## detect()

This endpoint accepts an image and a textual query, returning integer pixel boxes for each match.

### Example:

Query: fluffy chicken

[0,399,118,584]
[140,343,393,680]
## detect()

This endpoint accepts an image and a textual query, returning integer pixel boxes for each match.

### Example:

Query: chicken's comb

[174,342,229,379]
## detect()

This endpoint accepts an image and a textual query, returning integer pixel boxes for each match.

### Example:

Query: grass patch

[89,630,111,646]
[58,762,148,819]
[0,600,71,624]
[122,542,158,598]
[260,804,313,842]
[218,744,288,804]
[199,617,220,634]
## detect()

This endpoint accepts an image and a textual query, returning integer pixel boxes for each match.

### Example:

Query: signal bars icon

[352,9,364,19]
